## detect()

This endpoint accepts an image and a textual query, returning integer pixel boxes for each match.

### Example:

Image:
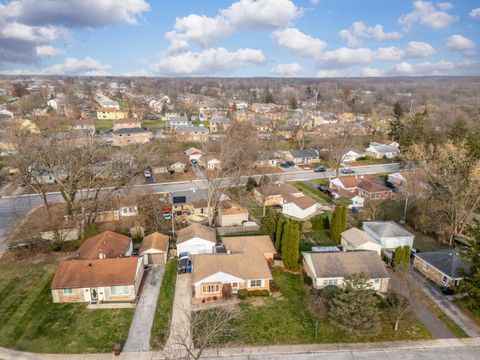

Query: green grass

[244,199,272,220]
[0,254,134,353]
[350,157,400,166]
[95,119,113,131]
[150,259,178,349]
[292,182,332,204]
[232,268,431,345]
[192,121,209,127]
[142,120,166,130]
[312,178,329,186]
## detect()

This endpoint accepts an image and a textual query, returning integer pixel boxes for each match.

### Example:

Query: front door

[91,288,98,301]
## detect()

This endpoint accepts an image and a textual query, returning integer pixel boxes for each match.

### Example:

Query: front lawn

[151,259,178,349]
[232,268,431,345]
[95,119,113,131]
[292,182,332,204]
[142,120,166,131]
[0,254,134,353]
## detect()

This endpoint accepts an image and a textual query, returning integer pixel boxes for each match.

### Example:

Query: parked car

[280,162,290,168]
[144,169,152,179]
[314,165,326,172]
[341,168,355,174]
[317,185,328,192]
[286,161,295,166]
[324,189,337,199]
[191,159,198,165]
[178,252,191,274]
[385,180,399,192]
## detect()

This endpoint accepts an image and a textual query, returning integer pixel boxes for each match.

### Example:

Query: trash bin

[113,343,121,356]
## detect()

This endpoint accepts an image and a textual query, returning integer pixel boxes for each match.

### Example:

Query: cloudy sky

[0,0,479,77]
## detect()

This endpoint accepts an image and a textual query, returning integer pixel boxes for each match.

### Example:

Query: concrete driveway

[164,273,192,358]
[124,265,165,352]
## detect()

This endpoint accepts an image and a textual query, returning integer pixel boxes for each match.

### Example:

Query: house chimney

[99,252,106,259]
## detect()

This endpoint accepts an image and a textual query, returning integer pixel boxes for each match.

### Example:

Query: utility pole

[402,195,408,224]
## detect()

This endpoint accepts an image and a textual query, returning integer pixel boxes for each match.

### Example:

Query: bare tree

[174,306,239,360]
[405,142,480,244]
[387,271,416,332]
[198,120,258,226]
[322,128,355,177]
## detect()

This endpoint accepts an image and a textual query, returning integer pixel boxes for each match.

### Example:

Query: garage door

[148,253,165,265]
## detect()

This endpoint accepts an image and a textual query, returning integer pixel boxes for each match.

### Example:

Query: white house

[341,228,382,256]
[341,150,364,163]
[200,157,221,171]
[362,221,414,249]
[176,223,216,255]
[366,142,400,159]
[334,188,364,209]
[184,147,203,161]
[282,192,317,220]
[302,251,389,293]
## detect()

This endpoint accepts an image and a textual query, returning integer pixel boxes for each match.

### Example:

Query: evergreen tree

[393,246,410,272]
[393,101,403,120]
[260,208,277,241]
[275,215,285,251]
[281,219,300,270]
[329,274,381,336]
[246,177,257,192]
[448,117,468,145]
[289,96,298,109]
[458,227,480,312]
[331,205,347,243]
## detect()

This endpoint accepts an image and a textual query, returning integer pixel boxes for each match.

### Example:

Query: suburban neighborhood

[0,1,479,358]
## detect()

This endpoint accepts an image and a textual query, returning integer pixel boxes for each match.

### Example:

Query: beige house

[192,249,272,303]
[112,127,152,146]
[192,199,212,217]
[113,118,142,131]
[253,184,288,206]
[303,251,389,293]
[222,235,276,262]
[140,232,169,265]
[218,200,249,227]
[51,257,144,303]
[341,228,382,256]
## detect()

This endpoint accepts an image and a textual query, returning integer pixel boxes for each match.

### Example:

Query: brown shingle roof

[283,192,316,210]
[51,257,141,289]
[176,223,216,244]
[140,232,169,253]
[222,235,276,255]
[192,199,209,208]
[219,200,248,215]
[336,176,361,188]
[358,179,391,193]
[192,249,272,284]
[113,118,141,125]
[303,251,388,279]
[341,228,379,247]
[76,231,131,259]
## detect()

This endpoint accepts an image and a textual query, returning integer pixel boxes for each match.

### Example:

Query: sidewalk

[410,269,480,337]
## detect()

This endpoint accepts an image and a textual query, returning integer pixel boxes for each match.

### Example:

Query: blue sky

[0,0,479,77]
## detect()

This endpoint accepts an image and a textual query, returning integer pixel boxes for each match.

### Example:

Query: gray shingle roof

[112,127,149,135]
[303,251,388,279]
[291,149,318,159]
[415,249,467,278]
[363,221,413,238]
[176,126,209,133]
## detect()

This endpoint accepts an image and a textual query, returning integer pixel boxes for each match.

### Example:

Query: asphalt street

[0,163,400,256]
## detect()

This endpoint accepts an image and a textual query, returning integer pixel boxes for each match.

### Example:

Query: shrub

[260,290,269,297]
[303,221,312,233]
[303,273,313,286]
[270,280,280,292]
[248,290,262,297]
[237,289,248,300]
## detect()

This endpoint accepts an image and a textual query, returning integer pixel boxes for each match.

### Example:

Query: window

[374,279,380,284]
[63,288,73,296]
[323,280,328,285]
[202,284,220,294]
[328,280,333,285]
[423,263,429,271]
[250,280,262,287]
[333,279,338,285]
[110,286,130,296]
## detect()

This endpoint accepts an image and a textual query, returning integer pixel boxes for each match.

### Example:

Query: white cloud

[446,35,476,51]
[318,47,375,67]
[1,0,150,27]
[399,1,458,29]
[405,41,436,57]
[470,8,480,19]
[272,27,326,59]
[316,69,352,78]
[0,0,149,66]
[35,45,64,57]
[438,2,454,10]
[362,67,386,77]
[339,21,402,46]
[150,47,266,75]
[271,62,304,76]
[42,57,111,75]
[166,0,301,50]
[389,60,480,76]
[375,47,405,61]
